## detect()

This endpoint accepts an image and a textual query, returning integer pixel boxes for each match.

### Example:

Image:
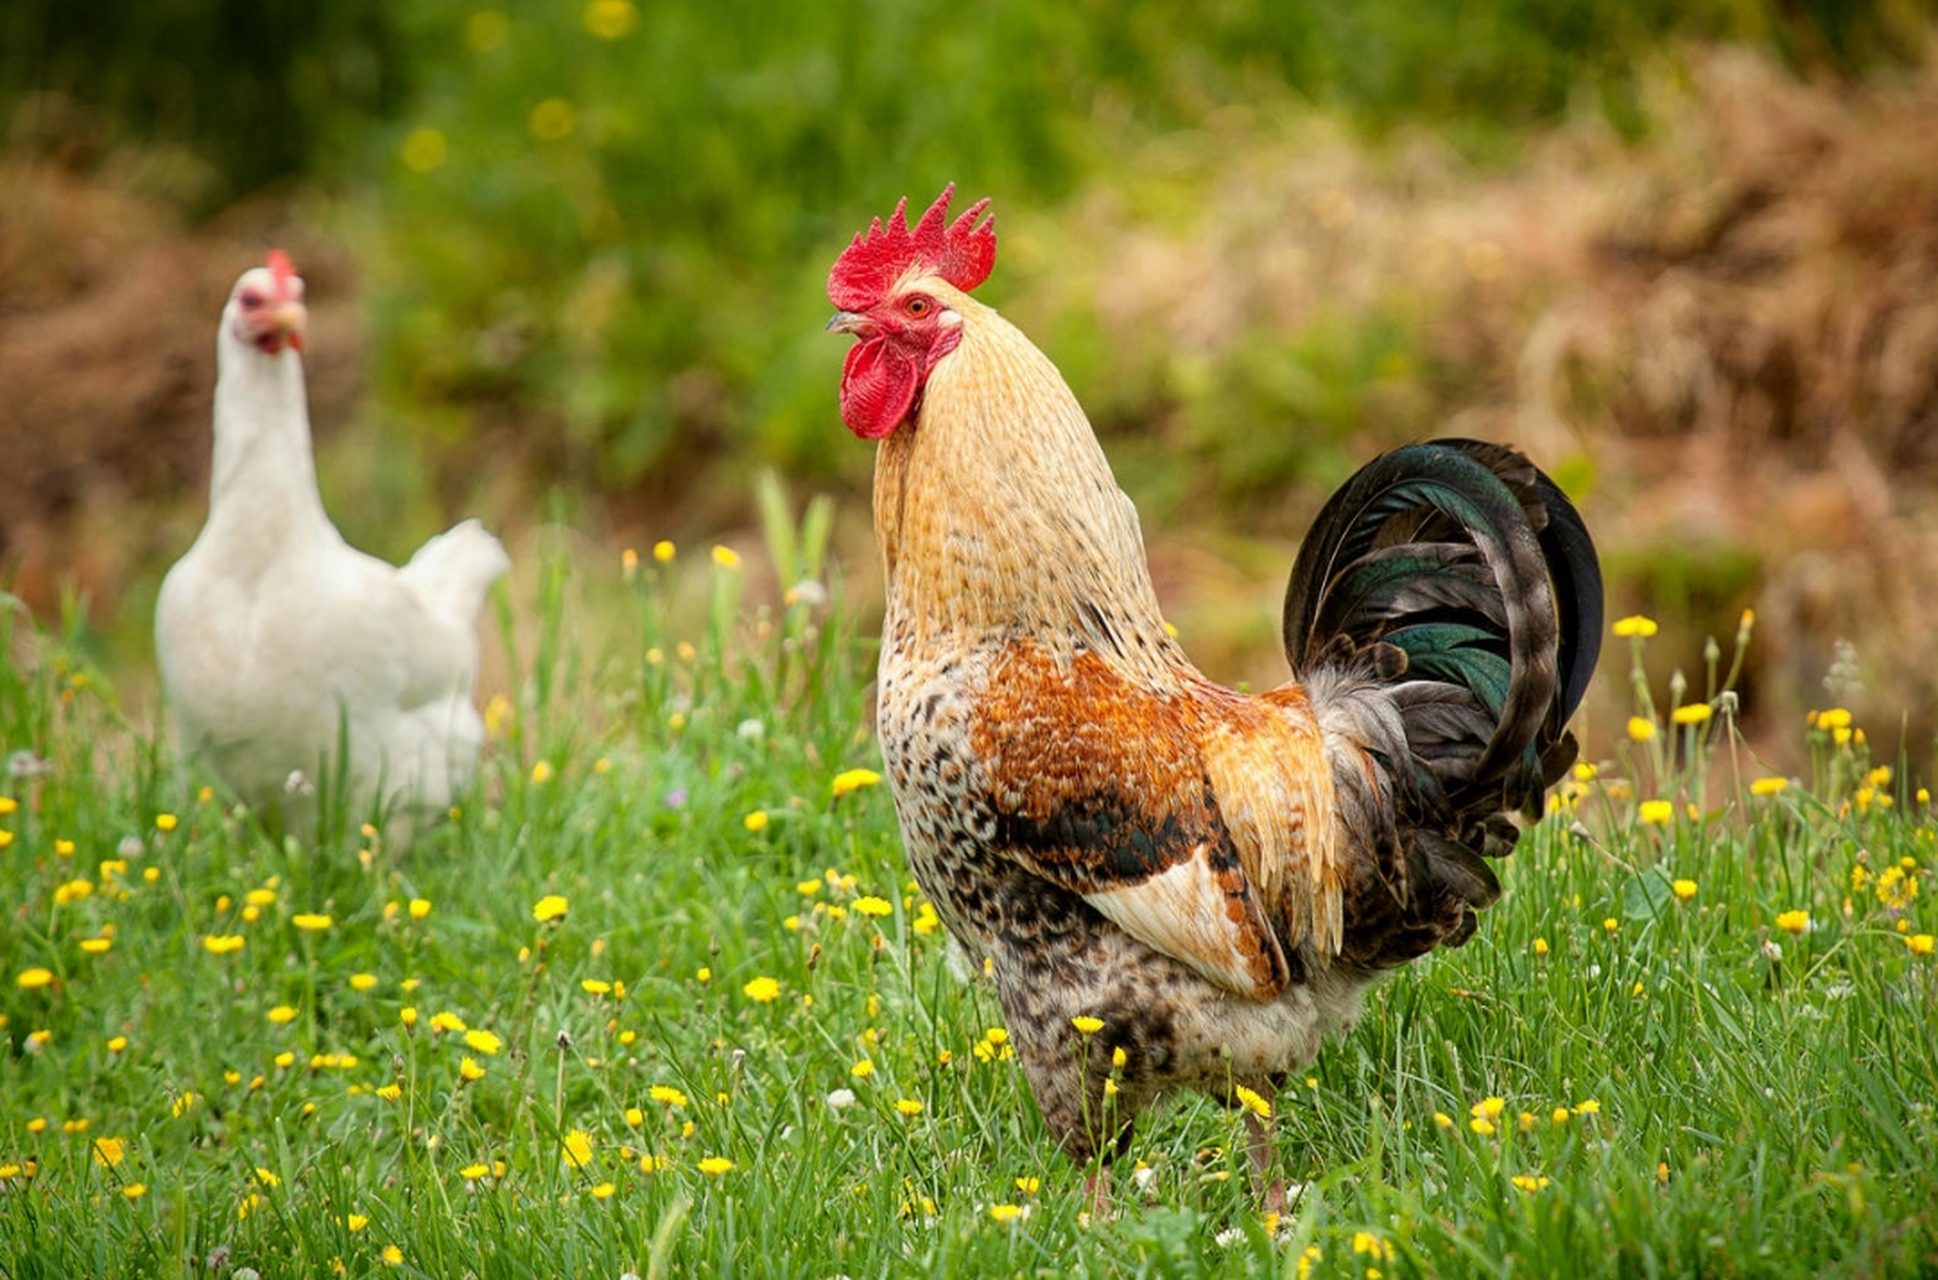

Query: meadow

[1,505,1934,1279]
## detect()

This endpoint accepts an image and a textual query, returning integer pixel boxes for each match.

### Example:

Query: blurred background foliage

[6,0,1928,492]
[3,0,1937,767]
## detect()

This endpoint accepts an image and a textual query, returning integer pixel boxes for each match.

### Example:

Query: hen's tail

[400,519,512,632]
[1284,439,1602,966]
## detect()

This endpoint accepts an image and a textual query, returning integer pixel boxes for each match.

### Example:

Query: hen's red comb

[266,250,298,294]
[827,184,996,311]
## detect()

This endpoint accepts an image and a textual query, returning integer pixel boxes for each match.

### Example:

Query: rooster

[826,188,1601,1202]
[156,252,510,846]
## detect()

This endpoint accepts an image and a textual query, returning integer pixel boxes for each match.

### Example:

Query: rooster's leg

[1243,1110,1286,1215]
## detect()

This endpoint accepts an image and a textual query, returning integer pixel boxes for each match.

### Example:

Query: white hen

[156,252,510,845]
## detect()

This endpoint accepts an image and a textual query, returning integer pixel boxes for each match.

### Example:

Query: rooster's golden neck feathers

[871,284,1183,683]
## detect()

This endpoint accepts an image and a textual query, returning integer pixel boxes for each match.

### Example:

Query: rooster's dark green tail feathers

[1283,439,1602,822]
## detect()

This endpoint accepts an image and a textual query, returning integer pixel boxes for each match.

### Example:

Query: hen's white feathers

[156,258,507,843]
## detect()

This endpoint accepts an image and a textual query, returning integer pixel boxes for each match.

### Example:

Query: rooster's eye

[240,292,263,310]
[904,297,931,318]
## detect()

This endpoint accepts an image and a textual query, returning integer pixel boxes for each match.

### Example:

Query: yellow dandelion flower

[381,1244,403,1267]
[1627,717,1657,742]
[202,935,244,955]
[1638,800,1674,825]
[1672,879,1697,902]
[1817,708,1852,730]
[989,1203,1024,1224]
[1071,1015,1104,1036]
[1111,1046,1127,1068]
[1232,1085,1272,1119]
[583,0,637,38]
[1750,777,1789,798]
[267,1006,298,1025]
[292,913,332,931]
[1612,616,1658,638]
[375,1084,403,1102]
[649,1085,688,1108]
[1552,1107,1571,1124]
[459,1164,490,1180]
[348,973,378,993]
[1603,918,1619,933]
[742,976,781,1002]
[15,968,53,990]
[561,1130,594,1169]
[463,1029,503,1055]
[528,97,575,142]
[533,895,569,923]
[1471,1097,1505,1120]
[711,545,741,569]
[459,1057,486,1083]
[530,760,555,785]
[408,898,432,921]
[1671,704,1712,726]
[431,1011,467,1033]
[1775,910,1811,935]
[121,1183,147,1200]
[1532,937,1550,956]
[92,1138,126,1167]
[107,1036,127,1053]
[652,540,675,563]
[1906,934,1934,956]
[53,879,92,904]
[1352,1231,1393,1259]
[0,796,14,813]
[1470,1117,1497,1135]
[743,810,769,833]
[851,1059,876,1079]
[589,1181,617,1199]
[832,768,882,797]
[698,1156,734,1175]
[1510,1174,1551,1192]
[895,1098,924,1118]
[1433,1112,1454,1129]
[695,966,711,983]
[399,126,446,173]
[1572,1099,1601,1115]
[155,814,178,832]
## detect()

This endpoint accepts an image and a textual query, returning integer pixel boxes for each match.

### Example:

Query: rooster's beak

[825,311,868,336]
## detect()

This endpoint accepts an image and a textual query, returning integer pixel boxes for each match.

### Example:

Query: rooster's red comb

[827,184,996,311]
[266,250,298,292]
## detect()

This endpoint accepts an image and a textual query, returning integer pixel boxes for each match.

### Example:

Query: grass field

[2,527,1934,1278]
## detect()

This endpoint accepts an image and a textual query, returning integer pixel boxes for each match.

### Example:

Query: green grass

[2,533,1935,1278]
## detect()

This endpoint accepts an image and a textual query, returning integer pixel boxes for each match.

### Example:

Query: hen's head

[826,184,996,439]
[226,251,308,357]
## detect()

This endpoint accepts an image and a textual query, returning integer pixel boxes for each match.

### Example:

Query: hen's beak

[272,301,309,352]
[825,311,867,336]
